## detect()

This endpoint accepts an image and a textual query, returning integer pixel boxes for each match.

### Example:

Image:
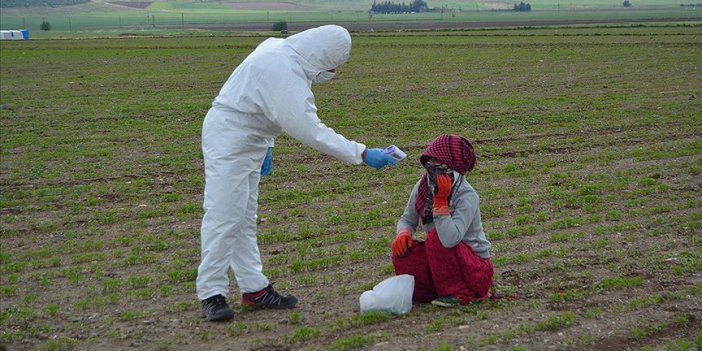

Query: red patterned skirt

[392,228,494,304]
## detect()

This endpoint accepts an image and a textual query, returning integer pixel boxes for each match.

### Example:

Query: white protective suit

[197,25,366,300]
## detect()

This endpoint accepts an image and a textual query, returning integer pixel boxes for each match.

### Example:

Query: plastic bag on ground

[359,274,414,315]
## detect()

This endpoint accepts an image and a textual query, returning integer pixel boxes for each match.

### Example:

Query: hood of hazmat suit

[206,24,365,165]
[285,25,351,81]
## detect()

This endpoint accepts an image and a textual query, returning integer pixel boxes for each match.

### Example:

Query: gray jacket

[396,173,492,259]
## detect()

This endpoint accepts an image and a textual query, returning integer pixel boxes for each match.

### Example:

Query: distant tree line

[513,2,531,11]
[679,2,702,7]
[0,0,89,8]
[371,0,428,14]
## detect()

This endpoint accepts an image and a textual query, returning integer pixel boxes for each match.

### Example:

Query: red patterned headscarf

[415,135,476,221]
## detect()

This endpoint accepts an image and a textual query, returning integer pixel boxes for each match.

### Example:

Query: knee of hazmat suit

[198,25,366,299]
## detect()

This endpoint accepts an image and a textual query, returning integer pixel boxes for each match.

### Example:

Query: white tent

[0,30,28,40]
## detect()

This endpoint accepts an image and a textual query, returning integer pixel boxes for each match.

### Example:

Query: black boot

[201,294,235,321]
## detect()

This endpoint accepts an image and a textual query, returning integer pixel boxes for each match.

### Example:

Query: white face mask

[312,70,335,83]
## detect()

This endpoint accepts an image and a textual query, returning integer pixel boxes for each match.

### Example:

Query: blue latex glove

[261,147,273,176]
[363,148,397,170]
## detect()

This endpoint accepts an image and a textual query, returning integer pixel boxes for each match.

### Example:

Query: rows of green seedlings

[372,285,701,350]
[4,30,700,195]
[0,144,680,254]
[261,121,700,236]
[259,211,700,347]
[2,108,699,348]
[466,286,702,350]
[3,149,694,348]
[252,198,699,289]
[12,145,687,322]
[250,110,699,350]
[253,119,700,264]
[1,28,700,350]
[264,110,698,205]
[204,133,699,350]
[240,269,701,349]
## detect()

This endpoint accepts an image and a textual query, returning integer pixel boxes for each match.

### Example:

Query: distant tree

[623,0,632,6]
[40,18,51,31]
[411,0,428,11]
[513,1,531,11]
[272,20,287,32]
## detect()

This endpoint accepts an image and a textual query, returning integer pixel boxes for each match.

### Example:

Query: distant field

[0,0,700,32]
[1,25,701,350]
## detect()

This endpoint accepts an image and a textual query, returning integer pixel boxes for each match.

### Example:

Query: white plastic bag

[359,274,414,315]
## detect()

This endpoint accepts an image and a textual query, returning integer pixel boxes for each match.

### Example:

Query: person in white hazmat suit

[198,25,398,321]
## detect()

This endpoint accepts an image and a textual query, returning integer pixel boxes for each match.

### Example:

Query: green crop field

[1,0,700,33]
[1,25,701,350]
